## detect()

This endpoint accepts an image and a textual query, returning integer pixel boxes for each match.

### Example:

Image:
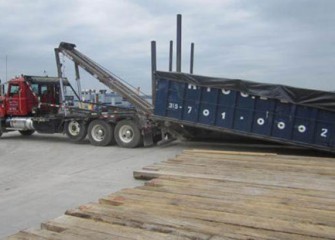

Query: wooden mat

[7,149,335,239]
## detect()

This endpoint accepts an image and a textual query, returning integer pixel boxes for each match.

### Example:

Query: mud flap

[142,128,154,147]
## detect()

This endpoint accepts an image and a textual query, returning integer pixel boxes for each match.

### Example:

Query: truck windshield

[9,84,20,96]
[31,84,39,94]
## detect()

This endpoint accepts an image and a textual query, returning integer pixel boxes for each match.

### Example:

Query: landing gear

[88,120,115,146]
[114,120,142,148]
[65,120,87,142]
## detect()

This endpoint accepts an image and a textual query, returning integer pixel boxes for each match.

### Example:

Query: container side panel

[184,83,200,100]
[272,102,294,139]
[218,89,237,106]
[251,98,276,135]
[199,103,217,125]
[154,76,335,152]
[182,84,201,122]
[233,93,255,132]
[166,81,185,119]
[183,100,198,122]
[292,106,317,144]
[198,87,218,125]
[201,87,218,104]
[233,109,253,132]
[314,111,335,147]
[154,79,169,116]
[236,92,255,109]
[215,106,235,128]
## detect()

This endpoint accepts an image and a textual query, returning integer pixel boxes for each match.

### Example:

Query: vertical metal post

[169,40,173,72]
[54,48,67,115]
[190,42,194,74]
[1,80,4,96]
[176,14,182,72]
[151,41,157,105]
[5,55,8,81]
[74,63,82,100]
[54,49,62,78]
[59,77,67,115]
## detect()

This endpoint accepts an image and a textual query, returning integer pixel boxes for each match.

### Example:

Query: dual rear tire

[65,119,142,148]
[88,120,115,146]
[114,120,142,148]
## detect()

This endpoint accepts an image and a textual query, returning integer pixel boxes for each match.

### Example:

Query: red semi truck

[0,43,159,148]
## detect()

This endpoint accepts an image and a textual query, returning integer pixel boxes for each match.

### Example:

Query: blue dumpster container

[153,71,335,153]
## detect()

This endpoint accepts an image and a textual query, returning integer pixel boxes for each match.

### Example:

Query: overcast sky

[0,0,334,94]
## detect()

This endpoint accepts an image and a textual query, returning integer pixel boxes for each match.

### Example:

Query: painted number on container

[168,103,180,110]
[203,109,210,117]
[221,112,226,120]
[221,89,231,95]
[321,128,328,138]
[298,125,306,133]
[187,106,192,114]
[277,122,286,130]
[257,118,265,126]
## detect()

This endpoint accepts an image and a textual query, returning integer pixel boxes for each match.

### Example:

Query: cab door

[6,82,29,116]
[6,83,21,115]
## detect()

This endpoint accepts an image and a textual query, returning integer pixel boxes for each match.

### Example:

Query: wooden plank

[5,231,47,240]
[166,156,335,175]
[150,175,335,199]
[134,168,335,192]
[65,205,211,240]
[6,228,85,240]
[65,203,324,240]
[158,158,335,175]
[185,149,334,161]
[66,201,335,239]
[99,188,335,226]
[42,215,190,240]
[184,149,278,156]
[140,180,335,212]
[137,151,335,192]
[142,163,335,190]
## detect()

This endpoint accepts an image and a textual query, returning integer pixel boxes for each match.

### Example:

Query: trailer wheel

[114,120,142,148]
[88,120,115,146]
[65,120,87,142]
[19,130,35,136]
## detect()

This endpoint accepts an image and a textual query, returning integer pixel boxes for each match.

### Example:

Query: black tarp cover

[155,71,335,112]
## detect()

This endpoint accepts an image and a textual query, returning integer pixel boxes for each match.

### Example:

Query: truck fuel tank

[6,117,34,130]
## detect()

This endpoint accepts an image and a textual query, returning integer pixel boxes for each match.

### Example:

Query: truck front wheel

[65,120,87,142]
[114,120,142,148]
[88,120,115,146]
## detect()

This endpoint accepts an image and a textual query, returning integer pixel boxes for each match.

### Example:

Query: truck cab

[0,75,69,118]
[0,75,78,137]
[0,76,38,117]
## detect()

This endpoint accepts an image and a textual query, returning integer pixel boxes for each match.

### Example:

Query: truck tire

[114,120,142,148]
[88,120,115,146]
[65,120,87,142]
[19,130,35,136]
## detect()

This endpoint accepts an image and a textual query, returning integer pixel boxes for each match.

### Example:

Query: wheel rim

[68,121,81,136]
[91,124,105,142]
[119,125,134,143]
